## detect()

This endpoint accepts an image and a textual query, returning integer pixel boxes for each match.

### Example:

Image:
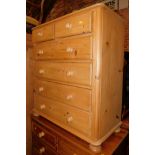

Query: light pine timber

[32,2,124,153]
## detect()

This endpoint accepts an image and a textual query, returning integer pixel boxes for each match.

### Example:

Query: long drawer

[34,62,92,86]
[55,12,92,38]
[34,95,91,136]
[33,35,92,60]
[32,23,54,43]
[34,79,91,111]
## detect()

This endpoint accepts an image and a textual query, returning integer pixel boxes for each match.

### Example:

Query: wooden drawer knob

[79,20,83,25]
[66,71,74,77]
[38,49,44,55]
[66,47,74,53]
[67,116,73,123]
[37,32,43,36]
[65,23,72,29]
[66,95,73,100]
[39,69,45,74]
[39,147,45,154]
[39,87,44,92]
[38,131,45,138]
[40,104,46,110]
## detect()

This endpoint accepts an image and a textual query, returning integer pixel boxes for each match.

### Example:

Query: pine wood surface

[55,11,92,38]
[33,34,93,60]
[98,6,124,139]
[34,61,92,86]
[34,94,91,136]
[34,79,91,111]
[31,2,124,151]
[32,23,54,43]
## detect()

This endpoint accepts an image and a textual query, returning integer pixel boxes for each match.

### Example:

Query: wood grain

[55,12,92,38]
[34,94,91,136]
[98,6,124,139]
[32,23,54,43]
[31,2,124,151]
[33,34,93,60]
[34,79,92,111]
[32,121,57,150]
[34,61,92,86]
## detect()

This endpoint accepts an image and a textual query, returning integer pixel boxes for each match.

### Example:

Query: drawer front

[58,138,90,155]
[32,24,54,43]
[34,79,91,111]
[32,146,41,155]
[32,121,57,149]
[32,135,57,155]
[34,62,92,86]
[33,36,92,60]
[55,13,92,38]
[34,95,91,136]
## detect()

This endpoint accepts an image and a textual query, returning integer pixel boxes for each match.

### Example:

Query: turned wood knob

[38,49,44,55]
[66,71,74,77]
[38,131,45,138]
[39,69,45,74]
[65,23,72,29]
[67,116,73,123]
[39,147,45,154]
[40,104,46,110]
[66,94,73,100]
[79,20,83,25]
[39,87,44,92]
[37,32,43,36]
[66,47,74,53]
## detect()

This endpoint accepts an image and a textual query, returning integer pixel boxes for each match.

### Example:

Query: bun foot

[89,144,102,153]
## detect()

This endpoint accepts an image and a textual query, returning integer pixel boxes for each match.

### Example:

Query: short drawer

[32,121,57,150]
[33,35,92,60]
[58,138,91,155]
[34,62,92,86]
[34,95,91,136]
[32,23,54,43]
[32,135,57,155]
[55,12,92,38]
[34,79,91,111]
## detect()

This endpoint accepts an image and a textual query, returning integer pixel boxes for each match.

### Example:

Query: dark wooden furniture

[32,115,129,155]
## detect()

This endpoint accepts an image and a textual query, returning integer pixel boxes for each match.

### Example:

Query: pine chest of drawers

[32,3,124,153]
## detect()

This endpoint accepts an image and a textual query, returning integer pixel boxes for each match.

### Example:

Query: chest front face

[31,4,124,150]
